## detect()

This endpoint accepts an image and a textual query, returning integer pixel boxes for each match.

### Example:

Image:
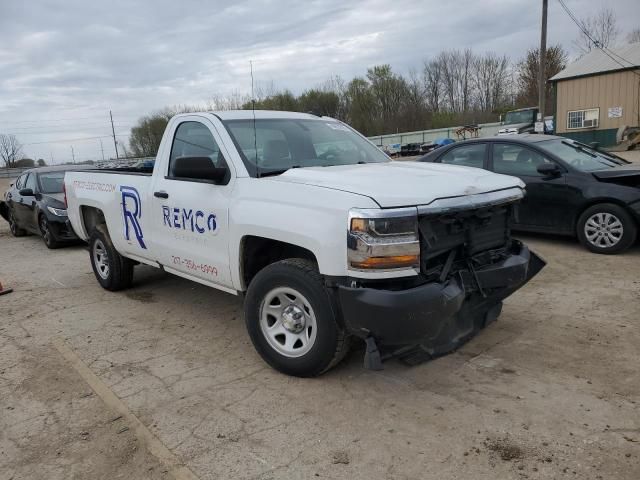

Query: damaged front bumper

[332,241,545,368]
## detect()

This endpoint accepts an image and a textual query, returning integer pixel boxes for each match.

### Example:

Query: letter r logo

[121,186,147,249]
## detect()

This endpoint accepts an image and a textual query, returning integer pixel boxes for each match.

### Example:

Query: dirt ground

[0,170,639,480]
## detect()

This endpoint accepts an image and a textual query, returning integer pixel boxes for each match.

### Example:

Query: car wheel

[8,210,27,237]
[39,214,60,249]
[244,258,349,377]
[89,227,134,291]
[577,203,637,254]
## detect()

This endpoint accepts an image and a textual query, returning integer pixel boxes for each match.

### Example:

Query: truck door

[150,117,234,290]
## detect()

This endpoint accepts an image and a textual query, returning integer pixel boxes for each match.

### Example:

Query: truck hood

[498,122,531,134]
[269,162,524,208]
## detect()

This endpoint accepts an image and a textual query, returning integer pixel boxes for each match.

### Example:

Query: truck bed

[88,166,154,175]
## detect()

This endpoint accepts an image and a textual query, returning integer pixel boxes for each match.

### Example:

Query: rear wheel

[244,259,349,377]
[8,210,27,237]
[39,214,60,249]
[577,203,637,254]
[89,227,134,291]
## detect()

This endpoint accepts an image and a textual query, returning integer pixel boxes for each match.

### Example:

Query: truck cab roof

[188,110,329,122]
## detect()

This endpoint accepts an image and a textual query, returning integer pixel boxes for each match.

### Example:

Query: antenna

[250,60,260,178]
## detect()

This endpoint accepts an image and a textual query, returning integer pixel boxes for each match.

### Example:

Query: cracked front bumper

[334,241,545,353]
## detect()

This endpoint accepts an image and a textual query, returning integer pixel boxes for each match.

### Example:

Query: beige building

[550,43,640,147]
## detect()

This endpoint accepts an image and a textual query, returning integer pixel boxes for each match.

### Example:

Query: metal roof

[549,42,640,81]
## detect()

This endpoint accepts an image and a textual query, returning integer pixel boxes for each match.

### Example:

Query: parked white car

[65,111,544,376]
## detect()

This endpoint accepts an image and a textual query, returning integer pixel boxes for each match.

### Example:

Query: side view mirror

[537,163,561,177]
[172,156,228,183]
[19,188,34,196]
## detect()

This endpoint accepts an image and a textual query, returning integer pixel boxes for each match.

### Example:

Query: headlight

[348,208,419,270]
[47,206,67,216]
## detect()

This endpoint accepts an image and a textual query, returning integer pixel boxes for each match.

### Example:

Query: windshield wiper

[259,165,302,177]
[561,140,597,158]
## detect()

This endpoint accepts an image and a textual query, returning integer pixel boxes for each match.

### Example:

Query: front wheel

[39,215,60,249]
[577,203,637,254]
[244,259,349,377]
[89,227,134,291]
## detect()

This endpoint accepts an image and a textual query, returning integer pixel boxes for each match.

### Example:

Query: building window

[567,108,599,129]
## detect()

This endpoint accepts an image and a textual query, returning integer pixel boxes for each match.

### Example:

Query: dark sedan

[0,166,82,248]
[419,134,640,254]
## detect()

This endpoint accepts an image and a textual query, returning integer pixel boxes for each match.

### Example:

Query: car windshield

[538,139,625,171]
[504,110,535,125]
[37,171,65,193]
[222,118,389,177]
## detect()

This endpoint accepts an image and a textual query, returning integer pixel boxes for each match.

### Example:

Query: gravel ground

[0,173,639,480]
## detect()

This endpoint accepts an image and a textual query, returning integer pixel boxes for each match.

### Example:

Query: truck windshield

[37,171,65,193]
[222,118,389,177]
[538,139,626,171]
[504,110,535,125]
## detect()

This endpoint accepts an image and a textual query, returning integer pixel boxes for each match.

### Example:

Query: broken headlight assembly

[347,208,419,270]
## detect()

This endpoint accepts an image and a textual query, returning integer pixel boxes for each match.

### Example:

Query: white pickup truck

[65,111,545,376]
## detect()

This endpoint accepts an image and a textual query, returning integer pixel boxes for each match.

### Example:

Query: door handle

[154,191,169,199]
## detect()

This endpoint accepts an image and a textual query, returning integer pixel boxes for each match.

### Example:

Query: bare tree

[438,49,476,116]
[422,58,442,112]
[627,28,640,44]
[0,134,23,168]
[473,53,510,113]
[575,7,620,53]
[207,91,251,111]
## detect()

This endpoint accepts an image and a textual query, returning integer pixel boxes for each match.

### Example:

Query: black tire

[39,214,61,249]
[577,203,637,254]
[244,258,349,377]
[89,226,134,291]
[8,210,27,237]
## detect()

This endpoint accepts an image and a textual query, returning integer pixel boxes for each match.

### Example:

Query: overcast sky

[0,0,637,164]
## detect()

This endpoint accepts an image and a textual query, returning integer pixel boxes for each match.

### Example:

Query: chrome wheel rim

[93,239,110,279]
[584,212,623,249]
[259,287,317,358]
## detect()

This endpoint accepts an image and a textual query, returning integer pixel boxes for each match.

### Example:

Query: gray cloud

[0,0,637,162]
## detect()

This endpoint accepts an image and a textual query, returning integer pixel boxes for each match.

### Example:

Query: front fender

[228,179,379,290]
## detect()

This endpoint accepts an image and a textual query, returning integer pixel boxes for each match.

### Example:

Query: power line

[556,0,640,78]
[0,114,140,125]
[601,46,639,70]
[2,126,133,136]
[1,123,132,132]
[23,134,129,146]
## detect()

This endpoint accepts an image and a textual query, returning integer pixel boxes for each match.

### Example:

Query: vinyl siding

[555,69,640,134]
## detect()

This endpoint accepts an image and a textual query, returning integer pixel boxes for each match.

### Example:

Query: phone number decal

[171,256,218,276]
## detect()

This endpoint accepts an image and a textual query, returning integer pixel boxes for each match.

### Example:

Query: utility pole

[538,0,548,121]
[110,110,119,159]
[71,145,75,164]
[99,138,105,161]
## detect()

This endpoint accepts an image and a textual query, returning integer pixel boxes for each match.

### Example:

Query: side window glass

[168,122,228,179]
[440,144,486,169]
[25,174,37,191]
[492,144,553,176]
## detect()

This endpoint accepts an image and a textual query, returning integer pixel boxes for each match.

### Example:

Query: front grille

[418,202,514,279]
